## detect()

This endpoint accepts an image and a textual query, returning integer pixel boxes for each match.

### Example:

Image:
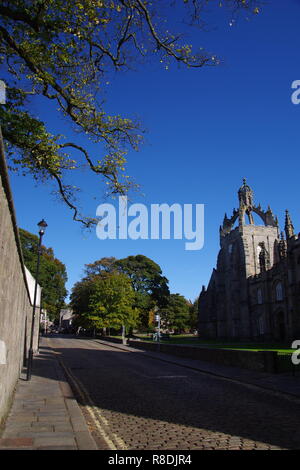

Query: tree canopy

[84,257,118,278]
[88,272,138,329]
[70,254,170,330]
[0,0,261,225]
[70,254,198,333]
[71,270,139,332]
[19,227,68,319]
[159,293,191,333]
[116,255,169,295]
[115,254,170,327]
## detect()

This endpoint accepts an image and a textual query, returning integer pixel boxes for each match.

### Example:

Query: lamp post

[122,324,126,345]
[26,219,47,381]
[155,313,161,352]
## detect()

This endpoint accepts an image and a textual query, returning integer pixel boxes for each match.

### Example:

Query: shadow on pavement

[32,336,300,450]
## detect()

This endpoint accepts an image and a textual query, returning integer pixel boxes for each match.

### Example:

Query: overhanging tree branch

[0,0,263,225]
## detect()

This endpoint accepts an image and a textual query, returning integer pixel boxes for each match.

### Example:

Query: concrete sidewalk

[0,338,98,450]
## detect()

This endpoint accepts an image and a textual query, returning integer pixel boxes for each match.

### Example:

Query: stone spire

[278,231,287,259]
[285,210,295,239]
[238,178,254,208]
[238,178,254,226]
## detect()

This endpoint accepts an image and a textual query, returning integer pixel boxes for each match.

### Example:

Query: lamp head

[37,219,48,235]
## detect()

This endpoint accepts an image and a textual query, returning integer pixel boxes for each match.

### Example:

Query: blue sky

[6,0,300,302]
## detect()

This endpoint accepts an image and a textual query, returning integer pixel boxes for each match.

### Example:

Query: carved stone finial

[285,209,295,239]
[279,231,287,258]
[238,178,253,207]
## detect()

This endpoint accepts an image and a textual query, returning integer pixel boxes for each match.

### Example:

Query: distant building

[198,180,300,342]
[59,308,74,330]
[40,310,52,333]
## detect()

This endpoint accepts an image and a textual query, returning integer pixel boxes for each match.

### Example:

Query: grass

[130,334,296,354]
[103,333,296,354]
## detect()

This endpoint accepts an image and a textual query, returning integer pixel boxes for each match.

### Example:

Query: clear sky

[6,0,300,303]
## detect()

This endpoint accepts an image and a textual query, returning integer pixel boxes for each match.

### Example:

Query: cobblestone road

[49,337,300,450]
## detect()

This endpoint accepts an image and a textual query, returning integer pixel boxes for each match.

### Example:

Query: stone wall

[97,336,125,344]
[97,337,290,374]
[128,340,278,373]
[0,128,37,427]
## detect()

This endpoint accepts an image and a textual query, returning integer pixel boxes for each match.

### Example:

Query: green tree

[70,277,95,317]
[188,297,199,331]
[0,0,261,224]
[115,254,170,328]
[133,290,154,330]
[70,254,170,330]
[84,257,117,278]
[88,272,138,331]
[116,255,169,302]
[19,227,67,319]
[159,293,190,333]
[70,257,118,320]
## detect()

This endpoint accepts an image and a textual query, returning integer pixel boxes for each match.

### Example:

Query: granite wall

[0,128,38,427]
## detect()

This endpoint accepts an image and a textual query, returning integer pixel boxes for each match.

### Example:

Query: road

[48,336,300,450]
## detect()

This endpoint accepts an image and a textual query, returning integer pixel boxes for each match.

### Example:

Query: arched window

[257,245,262,264]
[258,316,264,335]
[257,244,266,272]
[275,282,284,301]
[257,288,263,305]
[257,242,270,273]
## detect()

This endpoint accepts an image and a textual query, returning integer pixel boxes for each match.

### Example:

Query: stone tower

[220,178,280,278]
[199,179,281,340]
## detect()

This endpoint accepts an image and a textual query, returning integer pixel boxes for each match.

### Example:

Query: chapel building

[198,179,300,342]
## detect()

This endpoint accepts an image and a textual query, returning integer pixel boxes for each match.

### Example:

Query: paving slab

[0,338,98,450]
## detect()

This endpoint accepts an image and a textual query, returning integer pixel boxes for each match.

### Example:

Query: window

[258,316,264,335]
[257,245,262,264]
[257,288,263,305]
[275,282,284,301]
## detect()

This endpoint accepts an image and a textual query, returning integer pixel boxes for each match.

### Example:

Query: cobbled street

[48,336,300,451]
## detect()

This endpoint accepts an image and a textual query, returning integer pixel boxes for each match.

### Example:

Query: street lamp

[26,219,47,381]
[155,313,161,352]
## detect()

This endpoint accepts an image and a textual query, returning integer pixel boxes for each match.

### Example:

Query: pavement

[1,335,300,451]
[0,337,98,450]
